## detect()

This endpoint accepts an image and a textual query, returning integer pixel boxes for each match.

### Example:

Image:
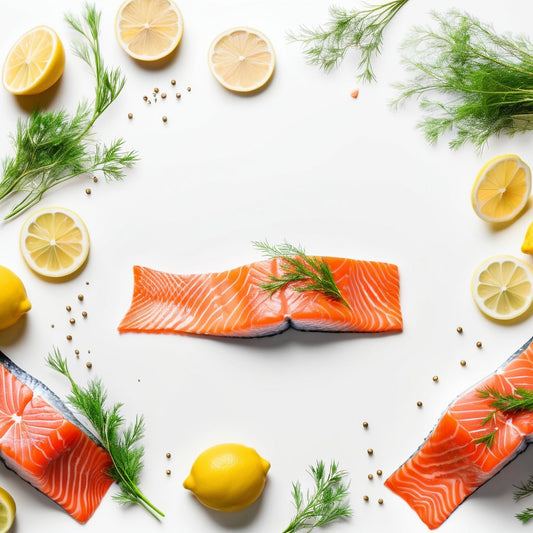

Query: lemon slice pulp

[20,207,90,279]
[2,26,65,95]
[0,487,16,533]
[471,154,531,223]
[115,0,183,61]
[208,27,275,92]
[471,255,533,321]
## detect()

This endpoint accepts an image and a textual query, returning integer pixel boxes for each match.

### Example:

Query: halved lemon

[0,487,16,533]
[471,255,533,321]
[471,154,531,223]
[2,26,65,95]
[19,207,90,279]
[115,0,184,61]
[208,27,275,92]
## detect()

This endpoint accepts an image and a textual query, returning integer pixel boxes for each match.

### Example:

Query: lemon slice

[471,154,531,223]
[115,0,184,61]
[0,487,16,533]
[522,222,533,254]
[208,27,275,92]
[2,26,65,95]
[471,255,533,321]
[19,207,90,279]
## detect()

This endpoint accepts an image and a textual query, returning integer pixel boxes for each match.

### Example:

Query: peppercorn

[78,294,84,301]
[85,188,91,195]
[162,116,167,123]
[367,448,373,455]
[363,495,369,502]
[66,305,71,311]
[460,360,467,366]
[86,362,92,369]
[70,318,75,324]
[82,311,88,318]
[186,86,191,92]
[457,326,463,333]
[176,92,181,99]
[166,452,171,458]
[66,335,72,341]
[378,498,384,505]
[368,474,373,480]
[171,79,176,85]
[161,93,167,99]
[433,375,439,382]
[362,421,369,428]
[417,401,423,407]
[154,87,159,93]
[128,113,133,119]
[476,341,483,348]
[166,469,171,475]
[377,469,383,476]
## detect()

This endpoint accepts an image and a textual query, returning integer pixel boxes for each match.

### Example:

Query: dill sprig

[394,10,533,150]
[253,241,351,309]
[47,348,164,521]
[281,460,352,533]
[288,0,409,82]
[0,4,137,220]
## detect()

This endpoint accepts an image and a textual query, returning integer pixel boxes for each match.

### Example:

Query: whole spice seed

[66,335,72,341]
[70,318,75,324]
[460,360,467,366]
[457,326,463,333]
[93,176,98,183]
[154,87,159,93]
[161,93,167,99]
[363,495,369,501]
[377,469,383,476]
[186,86,191,92]
[417,401,423,407]
[362,421,369,428]
[433,375,439,382]
[75,349,80,355]
[82,311,88,318]
[66,305,71,311]
[166,469,171,475]
[166,452,171,458]
[85,188,91,195]
[171,79,176,85]
[78,294,84,301]
[368,473,374,480]
[86,361,92,369]
[476,341,483,348]
[378,498,384,505]
[143,95,148,101]
[176,92,181,99]
[51,324,54,328]
[128,113,133,119]
[162,116,167,123]
[367,448,373,455]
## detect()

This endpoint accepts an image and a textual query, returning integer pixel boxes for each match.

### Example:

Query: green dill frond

[394,10,533,149]
[253,240,351,308]
[282,460,352,533]
[473,430,496,447]
[47,348,163,520]
[516,508,533,524]
[288,0,409,82]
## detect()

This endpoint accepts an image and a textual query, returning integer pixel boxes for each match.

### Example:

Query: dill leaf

[47,348,164,520]
[394,10,533,149]
[0,4,137,220]
[282,460,352,533]
[288,0,409,82]
[253,240,351,309]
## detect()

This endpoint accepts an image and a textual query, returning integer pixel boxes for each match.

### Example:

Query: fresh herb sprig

[47,348,164,521]
[476,387,533,523]
[394,10,533,150]
[0,4,137,220]
[282,460,352,533]
[253,241,351,309]
[288,0,409,82]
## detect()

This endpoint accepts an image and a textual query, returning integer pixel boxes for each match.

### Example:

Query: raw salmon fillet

[385,336,533,529]
[118,258,402,336]
[0,351,113,522]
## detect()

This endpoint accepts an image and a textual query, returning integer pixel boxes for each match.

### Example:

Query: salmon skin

[118,258,402,337]
[0,350,112,523]
[385,336,533,529]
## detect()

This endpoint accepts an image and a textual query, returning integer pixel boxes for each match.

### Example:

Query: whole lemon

[183,443,270,512]
[0,266,31,330]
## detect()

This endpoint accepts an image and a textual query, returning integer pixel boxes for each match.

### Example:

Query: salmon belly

[0,352,113,523]
[118,258,402,337]
[385,337,533,529]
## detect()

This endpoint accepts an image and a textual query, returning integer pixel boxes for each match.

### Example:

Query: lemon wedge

[115,0,184,61]
[19,207,90,279]
[0,487,16,533]
[471,154,531,223]
[2,26,65,95]
[183,443,270,512]
[208,27,275,92]
[522,222,533,254]
[471,255,533,321]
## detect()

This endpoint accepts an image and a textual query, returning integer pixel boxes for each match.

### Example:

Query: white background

[2,0,533,531]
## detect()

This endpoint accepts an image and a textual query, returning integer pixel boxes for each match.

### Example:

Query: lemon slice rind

[115,0,184,62]
[208,27,275,93]
[471,154,532,223]
[0,487,16,533]
[2,26,65,96]
[19,207,90,279]
[471,255,533,321]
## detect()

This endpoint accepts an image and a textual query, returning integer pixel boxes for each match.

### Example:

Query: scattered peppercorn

[186,86,191,92]
[128,113,133,119]
[166,452,171,458]
[456,326,463,333]
[378,498,384,505]
[433,375,439,382]
[85,188,91,195]
[377,469,383,476]
[362,421,369,428]
[51,324,54,328]
[162,116,167,123]
[82,311,88,318]
[460,360,467,366]
[161,92,167,99]
[154,87,159,93]
[171,79,176,85]
[176,92,181,99]
[86,362,92,369]
[78,295,84,301]
[363,495,369,502]
[417,401,423,407]
[476,341,482,348]
[368,473,374,480]
[70,318,75,324]
[166,469,171,475]
[93,176,98,183]
[66,305,71,312]
[66,335,72,341]
[143,95,148,101]
[367,448,373,455]
[75,349,80,355]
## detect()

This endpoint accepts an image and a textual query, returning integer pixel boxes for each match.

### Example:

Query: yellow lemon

[19,207,90,279]
[0,487,15,533]
[183,443,270,512]
[471,154,531,223]
[208,27,275,93]
[2,26,65,95]
[0,266,31,331]
[471,255,533,321]
[115,0,184,61]
[522,222,533,254]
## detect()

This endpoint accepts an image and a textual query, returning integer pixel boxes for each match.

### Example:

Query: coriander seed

[476,341,482,348]
[82,311,88,318]
[367,448,373,455]
[460,360,466,366]
[66,335,72,341]
[362,421,369,428]
[143,95,148,101]
[75,349,80,355]
[186,86,191,92]
[417,401,423,407]
[70,318,75,324]
[171,79,176,85]
[85,188,91,195]
[176,92,181,99]
[377,469,383,476]
[161,92,167,99]
[433,375,439,382]
[154,87,159,93]
[128,113,133,119]
[363,495,369,501]
[457,326,463,333]
[78,294,84,301]
[166,452,171,458]
[93,176,98,183]
[86,362,92,369]
[162,116,167,123]
[378,498,383,505]
[66,305,71,311]
[166,469,171,475]
[368,473,374,480]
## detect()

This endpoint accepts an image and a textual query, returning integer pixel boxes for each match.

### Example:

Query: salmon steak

[0,351,112,522]
[385,336,533,529]
[118,258,402,337]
